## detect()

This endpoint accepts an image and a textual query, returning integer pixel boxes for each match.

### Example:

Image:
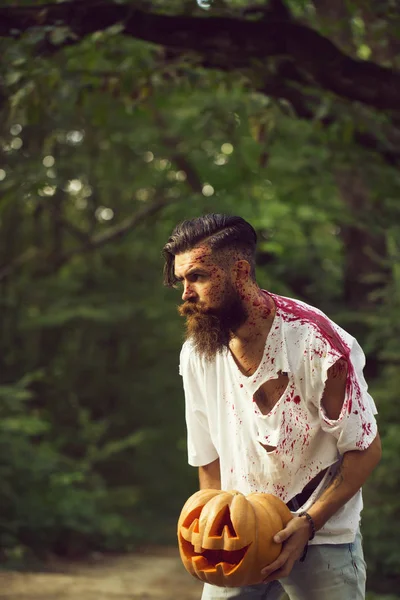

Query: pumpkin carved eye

[182,506,202,532]
[177,489,293,588]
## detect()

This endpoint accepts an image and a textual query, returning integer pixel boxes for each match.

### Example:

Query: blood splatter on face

[175,247,277,363]
[175,246,249,360]
[175,246,230,307]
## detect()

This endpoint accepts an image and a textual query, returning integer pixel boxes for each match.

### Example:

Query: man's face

[174,246,248,360]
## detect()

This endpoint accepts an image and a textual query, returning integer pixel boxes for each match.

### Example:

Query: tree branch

[1,1,400,113]
[0,195,172,282]
[258,75,400,167]
[65,195,170,257]
[59,217,92,244]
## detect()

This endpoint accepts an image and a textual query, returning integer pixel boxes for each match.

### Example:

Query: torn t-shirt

[179,292,378,544]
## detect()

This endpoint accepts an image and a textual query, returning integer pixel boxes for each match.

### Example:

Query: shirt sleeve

[179,343,219,467]
[310,334,378,455]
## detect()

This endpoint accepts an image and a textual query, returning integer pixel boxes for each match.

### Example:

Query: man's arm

[199,458,221,490]
[261,358,381,582]
[309,357,382,528]
[307,432,381,531]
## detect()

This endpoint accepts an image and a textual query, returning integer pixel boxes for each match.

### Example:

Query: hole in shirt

[253,371,289,416]
[258,442,277,453]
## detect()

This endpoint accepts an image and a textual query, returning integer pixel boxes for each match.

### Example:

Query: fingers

[273,525,292,544]
[261,550,291,578]
[262,558,295,583]
[274,515,310,544]
[261,521,309,582]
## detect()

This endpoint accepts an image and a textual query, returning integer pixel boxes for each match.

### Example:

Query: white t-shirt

[179,292,378,544]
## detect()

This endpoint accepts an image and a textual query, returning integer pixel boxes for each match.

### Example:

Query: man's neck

[230,288,275,347]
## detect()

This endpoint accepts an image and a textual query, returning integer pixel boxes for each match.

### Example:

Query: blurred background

[0,0,399,598]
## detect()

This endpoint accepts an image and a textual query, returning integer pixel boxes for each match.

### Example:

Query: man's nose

[182,283,196,301]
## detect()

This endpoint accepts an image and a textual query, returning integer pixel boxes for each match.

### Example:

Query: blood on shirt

[272,293,372,445]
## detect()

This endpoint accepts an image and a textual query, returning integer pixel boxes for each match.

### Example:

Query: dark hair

[162,214,257,287]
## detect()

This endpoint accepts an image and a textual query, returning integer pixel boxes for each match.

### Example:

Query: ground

[0,547,203,600]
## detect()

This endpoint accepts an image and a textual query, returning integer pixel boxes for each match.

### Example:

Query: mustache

[178,301,210,316]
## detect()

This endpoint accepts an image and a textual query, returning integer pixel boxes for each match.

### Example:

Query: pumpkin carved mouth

[179,536,251,573]
[179,504,251,573]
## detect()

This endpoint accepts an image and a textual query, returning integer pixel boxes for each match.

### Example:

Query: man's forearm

[307,433,382,531]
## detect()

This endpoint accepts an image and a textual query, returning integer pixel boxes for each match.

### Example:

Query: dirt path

[0,547,203,600]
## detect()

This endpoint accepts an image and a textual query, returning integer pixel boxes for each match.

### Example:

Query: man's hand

[261,516,310,582]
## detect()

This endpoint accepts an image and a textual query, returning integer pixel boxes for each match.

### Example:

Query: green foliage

[0,374,148,561]
[0,1,399,596]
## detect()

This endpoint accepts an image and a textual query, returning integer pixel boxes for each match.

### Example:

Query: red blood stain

[293,395,301,404]
[362,422,372,435]
[330,358,347,378]
[272,294,361,414]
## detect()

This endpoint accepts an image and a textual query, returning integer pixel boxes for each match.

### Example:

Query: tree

[0,1,399,594]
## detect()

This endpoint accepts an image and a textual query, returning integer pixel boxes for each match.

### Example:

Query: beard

[178,285,248,361]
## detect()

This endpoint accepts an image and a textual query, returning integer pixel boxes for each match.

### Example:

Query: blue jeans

[201,530,366,600]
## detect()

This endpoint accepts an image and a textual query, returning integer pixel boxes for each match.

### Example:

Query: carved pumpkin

[177,489,293,588]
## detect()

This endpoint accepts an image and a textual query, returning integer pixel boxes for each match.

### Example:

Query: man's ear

[233,259,251,283]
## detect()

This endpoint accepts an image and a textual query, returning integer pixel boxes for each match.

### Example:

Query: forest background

[0,0,399,598]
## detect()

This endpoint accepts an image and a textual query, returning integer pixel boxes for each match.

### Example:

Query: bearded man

[162,214,381,600]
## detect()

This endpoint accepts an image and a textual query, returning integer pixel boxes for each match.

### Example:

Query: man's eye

[189,273,205,282]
